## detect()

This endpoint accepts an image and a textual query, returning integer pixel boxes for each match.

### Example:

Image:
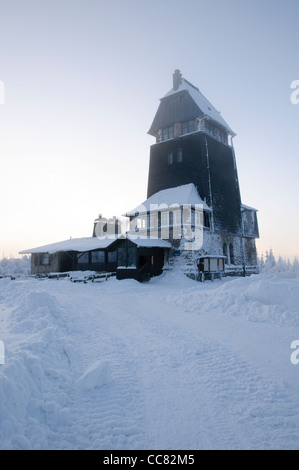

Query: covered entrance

[116,237,171,282]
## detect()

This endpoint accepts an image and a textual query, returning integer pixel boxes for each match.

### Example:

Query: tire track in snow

[106,290,299,450]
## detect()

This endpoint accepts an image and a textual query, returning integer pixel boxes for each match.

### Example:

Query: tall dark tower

[127,70,259,272]
[147,69,242,236]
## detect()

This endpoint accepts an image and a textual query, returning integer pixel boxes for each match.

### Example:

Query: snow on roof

[198,254,227,259]
[127,236,171,249]
[125,183,210,217]
[19,236,120,255]
[163,78,235,136]
[241,204,258,212]
[19,234,171,255]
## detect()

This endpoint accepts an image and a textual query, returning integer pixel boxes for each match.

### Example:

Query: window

[204,211,210,228]
[177,148,183,163]
[161,211,169,227]
[130,217,139,231]
[40,253,51,265]
[173,210,181,226]
[229,243,234,265]
[210,258,218,271]
[162,128,168,141]
[77,252,89,264]
[91,251,105,263]
[118,247,126,266]
[182,120,195,135]
[223,243,228,262]
[149,212,158,228]
[135,216,147,230]
[205,120,212,135]
[205,120,228,144]
[161,126,174,141]
[118,245,136,267]
[108,251,117,263]
[188,120,195,132]
[168,152,173,165]
[127,246,136,267]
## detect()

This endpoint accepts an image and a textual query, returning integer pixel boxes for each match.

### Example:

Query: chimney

[173,69,182,91]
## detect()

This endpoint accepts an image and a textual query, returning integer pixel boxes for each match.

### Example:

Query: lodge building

[21,71,259,281]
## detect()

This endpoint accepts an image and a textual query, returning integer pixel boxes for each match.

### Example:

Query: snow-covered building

[126,70,259,276]
[21,70,259,280]
[20,235,171,281]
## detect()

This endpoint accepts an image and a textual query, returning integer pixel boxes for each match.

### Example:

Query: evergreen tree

[258,252,265,270]
[293,257,299,272]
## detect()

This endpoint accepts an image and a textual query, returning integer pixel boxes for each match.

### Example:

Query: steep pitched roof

[149,72,235,137]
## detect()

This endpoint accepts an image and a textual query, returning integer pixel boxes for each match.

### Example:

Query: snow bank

[0,288,75,449]
[167,274,299,327]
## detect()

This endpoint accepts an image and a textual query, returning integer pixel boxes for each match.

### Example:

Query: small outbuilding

[20,236,121,276]
[20,235,171,282]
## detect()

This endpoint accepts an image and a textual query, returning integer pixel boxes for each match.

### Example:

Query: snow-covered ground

[0,269,299,450]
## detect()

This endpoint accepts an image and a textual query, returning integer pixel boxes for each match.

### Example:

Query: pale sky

[0,0,298,260]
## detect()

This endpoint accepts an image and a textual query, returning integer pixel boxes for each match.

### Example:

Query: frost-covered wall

[31,253,60,275]
[173,230,258,277]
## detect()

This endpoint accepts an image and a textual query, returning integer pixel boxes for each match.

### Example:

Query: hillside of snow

[0,270,299,449]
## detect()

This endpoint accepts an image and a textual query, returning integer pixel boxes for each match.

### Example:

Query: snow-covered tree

[293,257,299,272]
[0,256,30,277]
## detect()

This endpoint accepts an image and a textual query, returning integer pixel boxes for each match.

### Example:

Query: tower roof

[148,70,235,137]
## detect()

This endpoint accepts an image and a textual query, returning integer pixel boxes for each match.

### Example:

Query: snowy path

[0,273,299,449]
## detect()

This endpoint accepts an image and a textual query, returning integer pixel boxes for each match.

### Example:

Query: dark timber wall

[147,132,242,236]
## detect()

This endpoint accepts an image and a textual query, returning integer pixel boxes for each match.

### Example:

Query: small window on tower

[168,152,173,165]
[188,120,194,132]
[204,211,210,228]
[162,128,168,141]
[182,121,188,135]
[177,148,183,163]
[162,126,174,141]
